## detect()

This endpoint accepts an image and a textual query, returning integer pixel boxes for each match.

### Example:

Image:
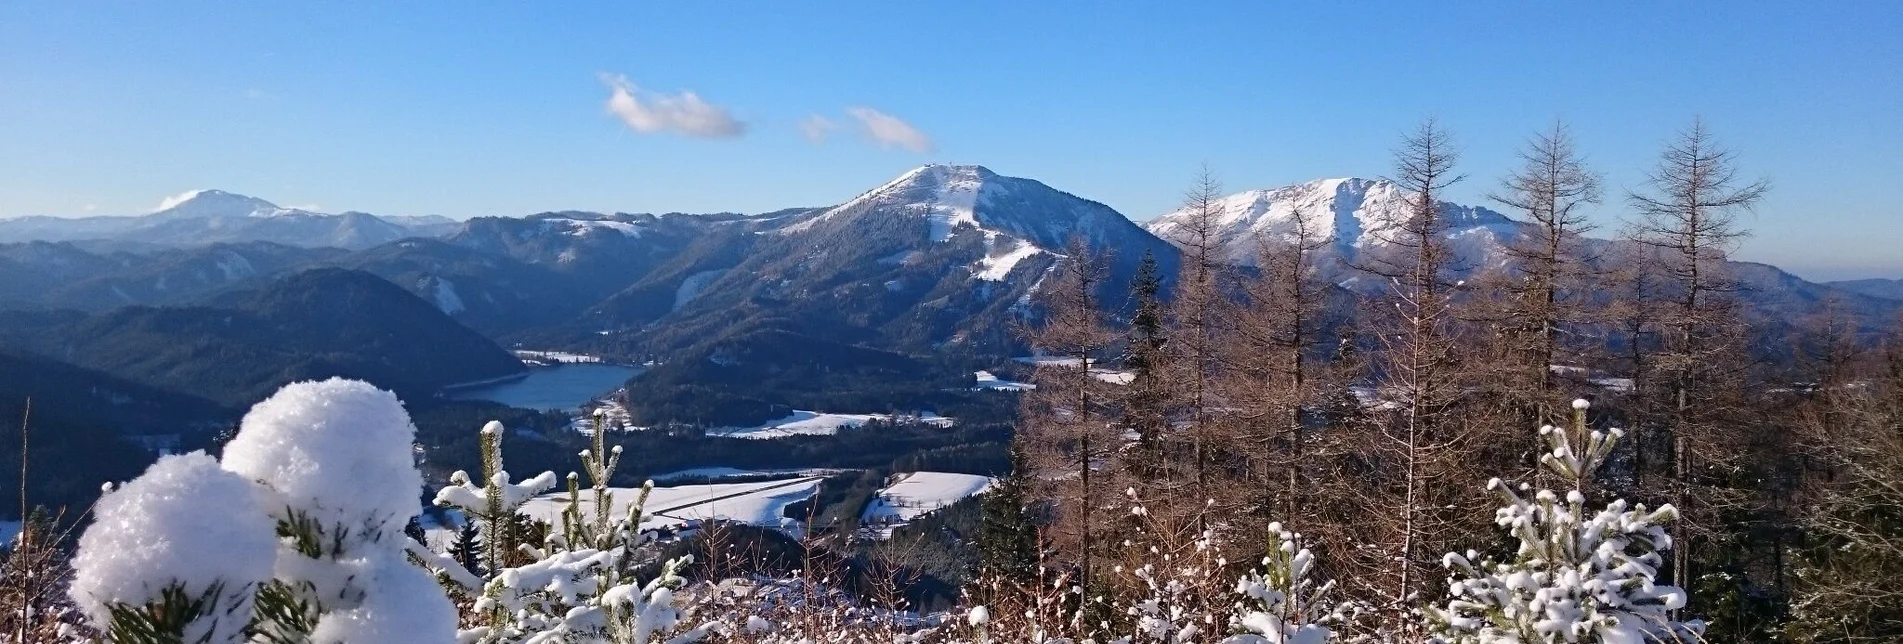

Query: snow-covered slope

[1143,177,1520,269]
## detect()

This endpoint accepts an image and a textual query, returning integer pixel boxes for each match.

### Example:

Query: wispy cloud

[600,74,745,139]
[799,114,839,144]
[846,107,933,153]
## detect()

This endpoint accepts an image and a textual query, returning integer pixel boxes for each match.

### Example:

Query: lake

[447,363,642,411]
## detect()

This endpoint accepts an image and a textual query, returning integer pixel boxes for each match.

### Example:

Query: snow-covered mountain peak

[151,189,301,219]
[789,163,1151,251]
[1145,176,1516,265]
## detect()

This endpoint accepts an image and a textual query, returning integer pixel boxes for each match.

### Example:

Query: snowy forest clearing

[970,370,1034,391]
[858,472,992,537]
[705,410,953,439]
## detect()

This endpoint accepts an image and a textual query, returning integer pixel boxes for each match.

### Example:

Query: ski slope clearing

[860,472,992,537]
[519,477,823,535]
[707,410,954,439]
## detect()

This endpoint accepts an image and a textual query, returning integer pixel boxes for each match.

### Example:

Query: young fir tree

[1431,399,1703,644]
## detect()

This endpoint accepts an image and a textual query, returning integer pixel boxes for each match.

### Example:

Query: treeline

[1005,119,1903,641]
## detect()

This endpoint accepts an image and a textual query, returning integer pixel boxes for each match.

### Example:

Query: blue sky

[2,2,1898,279]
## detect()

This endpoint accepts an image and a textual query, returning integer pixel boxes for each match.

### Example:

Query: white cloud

[601,74,745,139]
[799,114,838,144]
[846,107,933,153]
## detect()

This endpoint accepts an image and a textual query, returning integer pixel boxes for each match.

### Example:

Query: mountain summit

[1144,177,1518,267]
[151,189,300,219]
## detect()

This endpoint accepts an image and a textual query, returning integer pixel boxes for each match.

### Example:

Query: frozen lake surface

[447,363,640,411]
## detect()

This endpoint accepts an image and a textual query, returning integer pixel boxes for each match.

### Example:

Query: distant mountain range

[0,190,458,249]
[1826,278,1903,302]
[1,166,1897,397]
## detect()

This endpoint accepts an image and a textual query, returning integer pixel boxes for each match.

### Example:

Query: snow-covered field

[708,410,954,439]
[859,472,992,537]
[518,477,824,535]
[647,466,841,483]
[972,370,1035,391]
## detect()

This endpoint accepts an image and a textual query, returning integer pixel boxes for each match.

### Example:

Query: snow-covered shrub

[69,453,277,644]
[68,378,459,643]
[433,420,557,578]
[1220,523,1349,644]
[436,417,718,644]
[1429,399,1702,644]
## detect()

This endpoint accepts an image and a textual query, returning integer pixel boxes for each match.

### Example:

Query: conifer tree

[1432,399,1702,643]
[977,440,1039,591]
[450,518,483,577]
[1122,250,1170,474]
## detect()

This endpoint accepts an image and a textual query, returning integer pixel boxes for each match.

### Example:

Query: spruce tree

[450,518,483,576]
[978,440,1039,590]
[1122,250,1169,471]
